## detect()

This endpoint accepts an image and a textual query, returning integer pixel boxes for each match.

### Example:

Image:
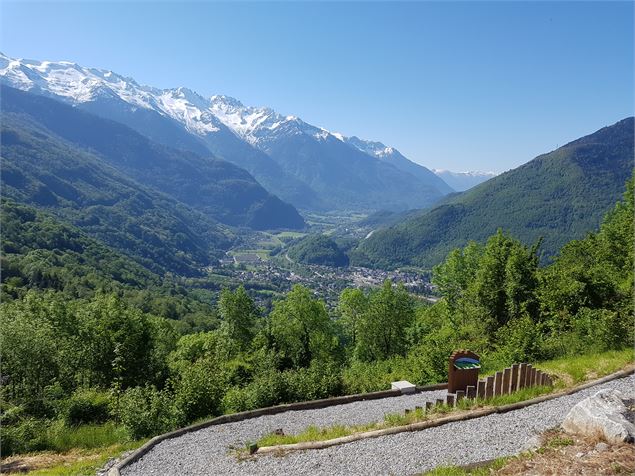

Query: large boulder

[562,389,635,444]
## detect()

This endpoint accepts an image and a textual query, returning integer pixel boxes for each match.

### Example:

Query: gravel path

[122,374,634,476]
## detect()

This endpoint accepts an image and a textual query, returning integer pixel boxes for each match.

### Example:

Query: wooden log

[524,364,533,388]
[518,363,527,389]
[502,367,511,395]
[456,390,465,402]
[494,371,503,396]
[485,375,494,399]
[446,394,455,406]
[466,385,476,399]
[510,364,520,392]
[477,379,486,399]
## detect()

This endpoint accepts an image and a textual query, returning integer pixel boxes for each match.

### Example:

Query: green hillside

[287,234,350,267]
[352,118,634,269]
[1,112,230,275]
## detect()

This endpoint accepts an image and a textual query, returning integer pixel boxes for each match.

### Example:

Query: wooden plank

[446,394,455,406]
[494,371,503,396]
[518,363,527,389]
[502,367,511,395]
[477,379,486,399]
[466,385,476,399]
[524,364,533,388]
[456,390,465,402]
[485,376,494,399]
[510,364,520,392]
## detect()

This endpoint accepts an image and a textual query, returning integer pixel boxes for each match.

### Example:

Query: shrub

[62,388,112,426]
[0,418,49,455]
[285,361,342,401]
[174,359,227,422]
[117,386,181,439]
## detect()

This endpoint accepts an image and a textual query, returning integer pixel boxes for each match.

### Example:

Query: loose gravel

[122,374,634,476]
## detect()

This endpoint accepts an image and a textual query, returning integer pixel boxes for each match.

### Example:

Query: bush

[117,386,181,439]
[0,418,49,455]
[174,359,227,422]
[285,362,342,401]
[62,388,112,426]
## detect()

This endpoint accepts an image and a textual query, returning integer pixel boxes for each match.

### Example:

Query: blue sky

[1,1,633,173]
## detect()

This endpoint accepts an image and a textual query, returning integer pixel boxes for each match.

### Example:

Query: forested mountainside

[1,113,230,275]
[352,118,634,269]
[286,234,350,267]
[1,86,305,230]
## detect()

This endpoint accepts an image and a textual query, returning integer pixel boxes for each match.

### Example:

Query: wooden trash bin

[448,350,481,394]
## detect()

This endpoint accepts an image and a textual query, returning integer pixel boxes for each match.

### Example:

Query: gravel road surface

[122,374,634,476]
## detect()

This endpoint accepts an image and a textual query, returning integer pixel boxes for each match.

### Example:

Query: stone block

[391,380,416,394]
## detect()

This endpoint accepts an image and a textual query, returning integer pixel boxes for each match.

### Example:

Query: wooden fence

[445,363,552,407]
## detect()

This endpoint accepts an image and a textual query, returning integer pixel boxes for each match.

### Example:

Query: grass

[26,441,145,475]
[253,349,634,450]
[422,458,510,476]
[537,349,633,387]
[44,421,129,453]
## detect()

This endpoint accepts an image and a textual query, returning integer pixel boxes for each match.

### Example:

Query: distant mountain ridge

[352,117,634,269]
[0,52,452,211]
[432,170,496,191]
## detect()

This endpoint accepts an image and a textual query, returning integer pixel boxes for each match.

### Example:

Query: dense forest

[2,176,632,455]
[286,234,350,267]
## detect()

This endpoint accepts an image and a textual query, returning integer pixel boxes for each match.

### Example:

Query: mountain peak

[210,94,244,110]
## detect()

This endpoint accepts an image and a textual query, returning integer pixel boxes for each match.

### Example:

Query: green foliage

[116,386,181,439]
[287,234,349,267]
[267,285,340,369]
[218,286,258,349]
[173,359,227,422]
[354,281,416,361]
[62,388,112,426]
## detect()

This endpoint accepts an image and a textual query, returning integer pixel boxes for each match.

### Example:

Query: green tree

[336,288,369,349]
[355,281,415,361]
[268,285,339,369]
[218,286,258,350]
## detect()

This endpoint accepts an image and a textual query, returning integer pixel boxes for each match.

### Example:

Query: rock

[521,434,540,451]
[594,442,609,452]
[562,389,635,444]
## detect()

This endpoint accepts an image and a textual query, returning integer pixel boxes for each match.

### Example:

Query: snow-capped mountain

[432,169,497,191]
[0,52,453,211]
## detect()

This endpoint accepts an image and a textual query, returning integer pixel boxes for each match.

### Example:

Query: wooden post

[456,390,465,402]
[494,371,503,396]
[518,363,527,389]
[530,367,536,387]
[510,364,520,392]
[477,379,486,399]
[485,376,494,399]
[502,367,511,395]
[446,394,455,406]
[535,370,542,387]
[436,398,444,407]
[425,401,433,411]
[466,385,476,399]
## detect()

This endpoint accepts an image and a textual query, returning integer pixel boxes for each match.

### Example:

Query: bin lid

[454,357,481,369]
